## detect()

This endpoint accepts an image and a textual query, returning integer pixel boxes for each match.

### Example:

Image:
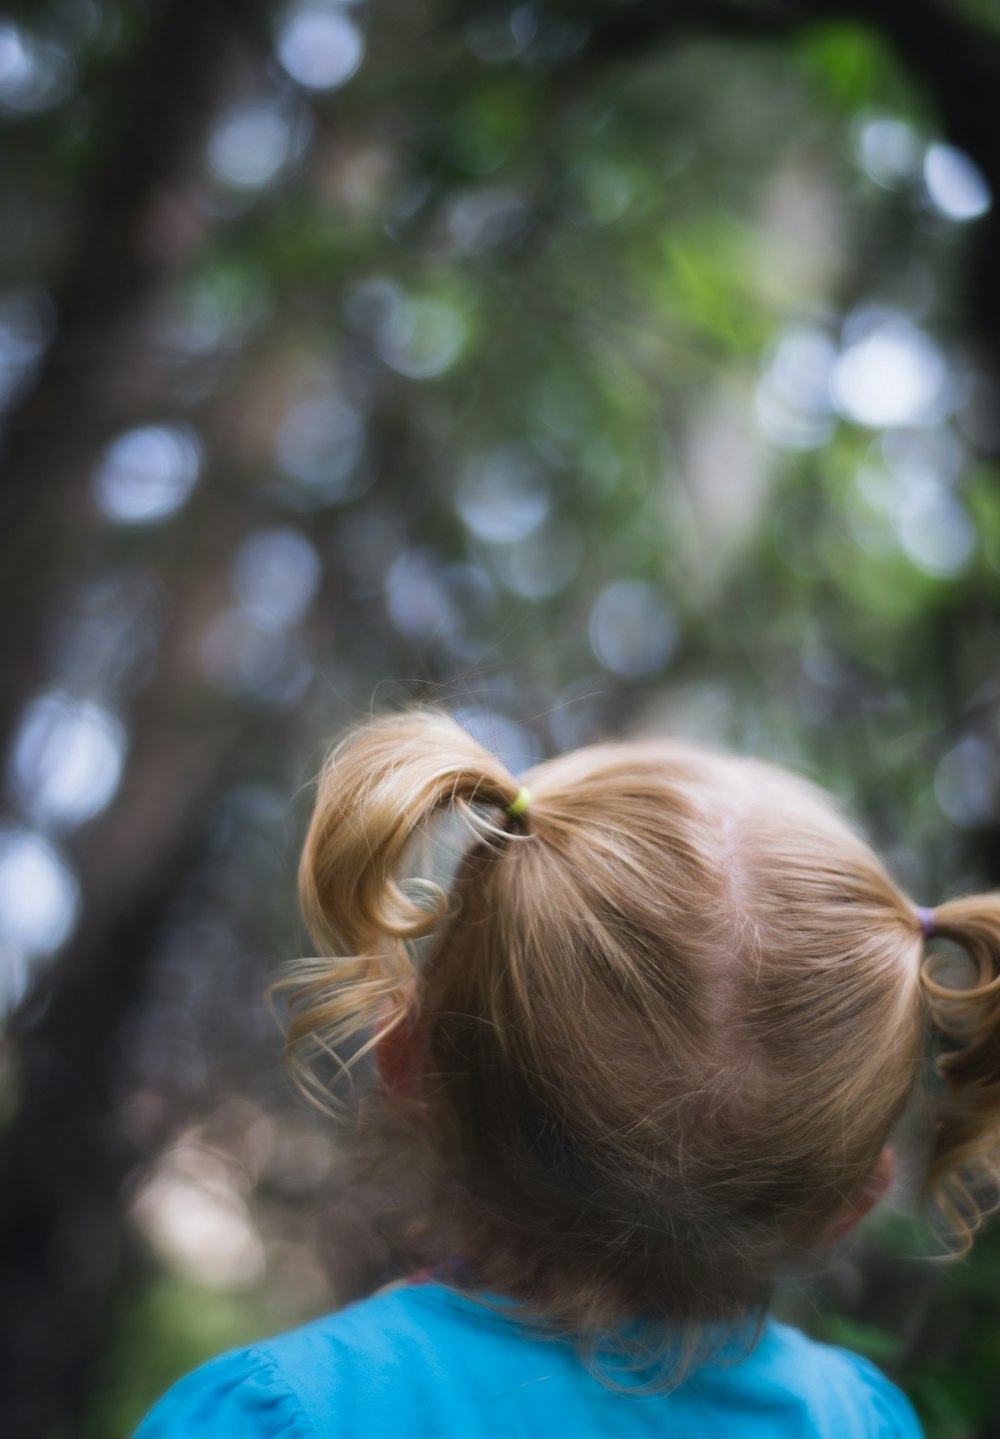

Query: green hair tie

[506,786,532,818]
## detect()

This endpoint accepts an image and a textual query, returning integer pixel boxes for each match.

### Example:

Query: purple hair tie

[916,906,937,939]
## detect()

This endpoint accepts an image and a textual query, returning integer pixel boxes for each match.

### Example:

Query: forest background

[2,0,1000,1435]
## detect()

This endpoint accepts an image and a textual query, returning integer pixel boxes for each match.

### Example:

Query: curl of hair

[272,711,524,1109]
[919,895,1000,1250]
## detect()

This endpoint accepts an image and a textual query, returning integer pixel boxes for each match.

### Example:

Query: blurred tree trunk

[0,734,239,1438]
[0,1,263,1434]
[0,0,258,754]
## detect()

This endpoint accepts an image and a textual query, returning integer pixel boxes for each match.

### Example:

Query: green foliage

[78,1277,283,1439]
[823,1314,907,1366]
[796,21,925,116]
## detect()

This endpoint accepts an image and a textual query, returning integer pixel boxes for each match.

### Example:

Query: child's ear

[825,1146,895,1241]
[374,1001,423,1102]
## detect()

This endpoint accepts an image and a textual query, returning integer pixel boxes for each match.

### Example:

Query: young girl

[135,709,1000,1437]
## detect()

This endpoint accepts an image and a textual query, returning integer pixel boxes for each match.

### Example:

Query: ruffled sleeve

[133,1344,313,1439]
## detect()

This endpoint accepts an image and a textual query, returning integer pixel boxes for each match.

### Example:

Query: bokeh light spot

[755,328,837,451]
[456,446,551,543]
[897,482,975,578]
[882,425,964,488]
[276,3,364,91]
[232,529,321,630]
[488,520,582,600]
[853,115,921,190]
[934,737,995,827]
[207,98,309,191]
[93,425,201,525]
[923,144,992,223]
[275,394,366,502]
[377,295,466,379]
[0,22,74,114]
[0,829,80,956]
[832,315,950,429]
[131,1139,266,1289]
[589,581,677,679]
[10,692,127,827]
[385,551,459,639]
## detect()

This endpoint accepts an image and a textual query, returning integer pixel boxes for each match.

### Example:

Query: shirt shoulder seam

[241,1342,318,1438]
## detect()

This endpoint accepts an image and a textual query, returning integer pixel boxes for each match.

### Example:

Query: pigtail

[273,710,525,1108]
[919,893,1000,1249]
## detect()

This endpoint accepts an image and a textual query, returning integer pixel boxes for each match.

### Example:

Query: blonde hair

[277,709,1000,1347]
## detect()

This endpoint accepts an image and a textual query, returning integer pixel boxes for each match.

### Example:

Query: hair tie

[916,906,937,939]
[506,786,532,818]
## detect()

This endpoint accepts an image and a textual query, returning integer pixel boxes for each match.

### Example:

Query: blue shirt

[134,1279,923,1438]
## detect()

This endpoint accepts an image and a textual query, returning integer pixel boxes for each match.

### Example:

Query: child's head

[284,710,1000,1338]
